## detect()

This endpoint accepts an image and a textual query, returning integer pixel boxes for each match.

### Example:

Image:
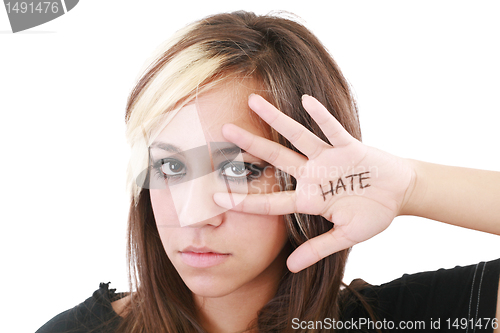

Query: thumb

[286,228,354,273]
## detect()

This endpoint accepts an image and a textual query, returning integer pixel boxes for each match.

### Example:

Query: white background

[1,1,499,332]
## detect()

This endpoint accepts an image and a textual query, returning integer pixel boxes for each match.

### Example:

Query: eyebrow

[211,145,247,158]
[150,141,246,159]
[149,142,182,154]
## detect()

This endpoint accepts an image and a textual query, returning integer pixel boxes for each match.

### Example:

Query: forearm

[400,159,500,235]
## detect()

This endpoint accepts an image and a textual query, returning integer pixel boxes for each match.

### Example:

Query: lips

[179,246,231,268]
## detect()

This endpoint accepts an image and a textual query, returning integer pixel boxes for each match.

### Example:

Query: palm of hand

[216,94,414,272]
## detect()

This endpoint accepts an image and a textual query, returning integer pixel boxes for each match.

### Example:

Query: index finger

[221,123,306,178]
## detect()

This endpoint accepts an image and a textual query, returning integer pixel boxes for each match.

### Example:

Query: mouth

[179,246,231,268]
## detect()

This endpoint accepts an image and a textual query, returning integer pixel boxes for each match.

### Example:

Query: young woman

[36,11,500,333]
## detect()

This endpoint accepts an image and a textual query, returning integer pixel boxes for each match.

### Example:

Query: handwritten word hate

[319,172,371,201]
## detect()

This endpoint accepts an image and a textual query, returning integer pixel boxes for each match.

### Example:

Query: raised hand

[214,94,415,273]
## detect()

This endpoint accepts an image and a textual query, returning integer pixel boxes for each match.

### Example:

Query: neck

[195,250,288,333]
[196,283,274,333]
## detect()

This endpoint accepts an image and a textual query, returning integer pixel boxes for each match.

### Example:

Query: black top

[36,259,500,333]
[36,282,125,333]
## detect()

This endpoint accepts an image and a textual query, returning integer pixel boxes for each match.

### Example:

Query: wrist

[398,158,423,217]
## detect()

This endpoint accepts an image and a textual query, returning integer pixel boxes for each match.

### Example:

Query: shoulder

[345,259,500,328]
[35,282,126,333]
[111,294,131,317]
[373,258,500,300]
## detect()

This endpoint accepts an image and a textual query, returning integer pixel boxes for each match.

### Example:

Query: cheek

[233,213,288,262]
[150,188,180,227]
[150,189,182,261]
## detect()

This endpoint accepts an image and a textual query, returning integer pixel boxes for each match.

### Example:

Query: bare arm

[401,160,500,235]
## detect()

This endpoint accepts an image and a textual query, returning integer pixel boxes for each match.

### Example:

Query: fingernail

[301,94,309,101]
[213,193,232,209]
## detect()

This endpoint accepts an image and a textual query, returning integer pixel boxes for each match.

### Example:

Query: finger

[286,228,354,273]
[213,191,297,215]
[301,95,354,147]
[222,123,306,178]
[248,94,330,159]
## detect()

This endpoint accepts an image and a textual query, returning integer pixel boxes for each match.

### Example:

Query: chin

[182,275,239,298]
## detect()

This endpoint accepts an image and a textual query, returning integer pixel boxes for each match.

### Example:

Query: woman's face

[149,80,289,299]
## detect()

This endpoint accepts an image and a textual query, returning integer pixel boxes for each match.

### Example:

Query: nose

[169,171,244,227]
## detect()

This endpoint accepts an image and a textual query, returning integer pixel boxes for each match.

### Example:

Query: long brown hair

[120,11,364,332]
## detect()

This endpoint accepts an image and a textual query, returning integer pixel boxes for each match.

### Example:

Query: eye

[221,162,251,179]
[160,159,186,177]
